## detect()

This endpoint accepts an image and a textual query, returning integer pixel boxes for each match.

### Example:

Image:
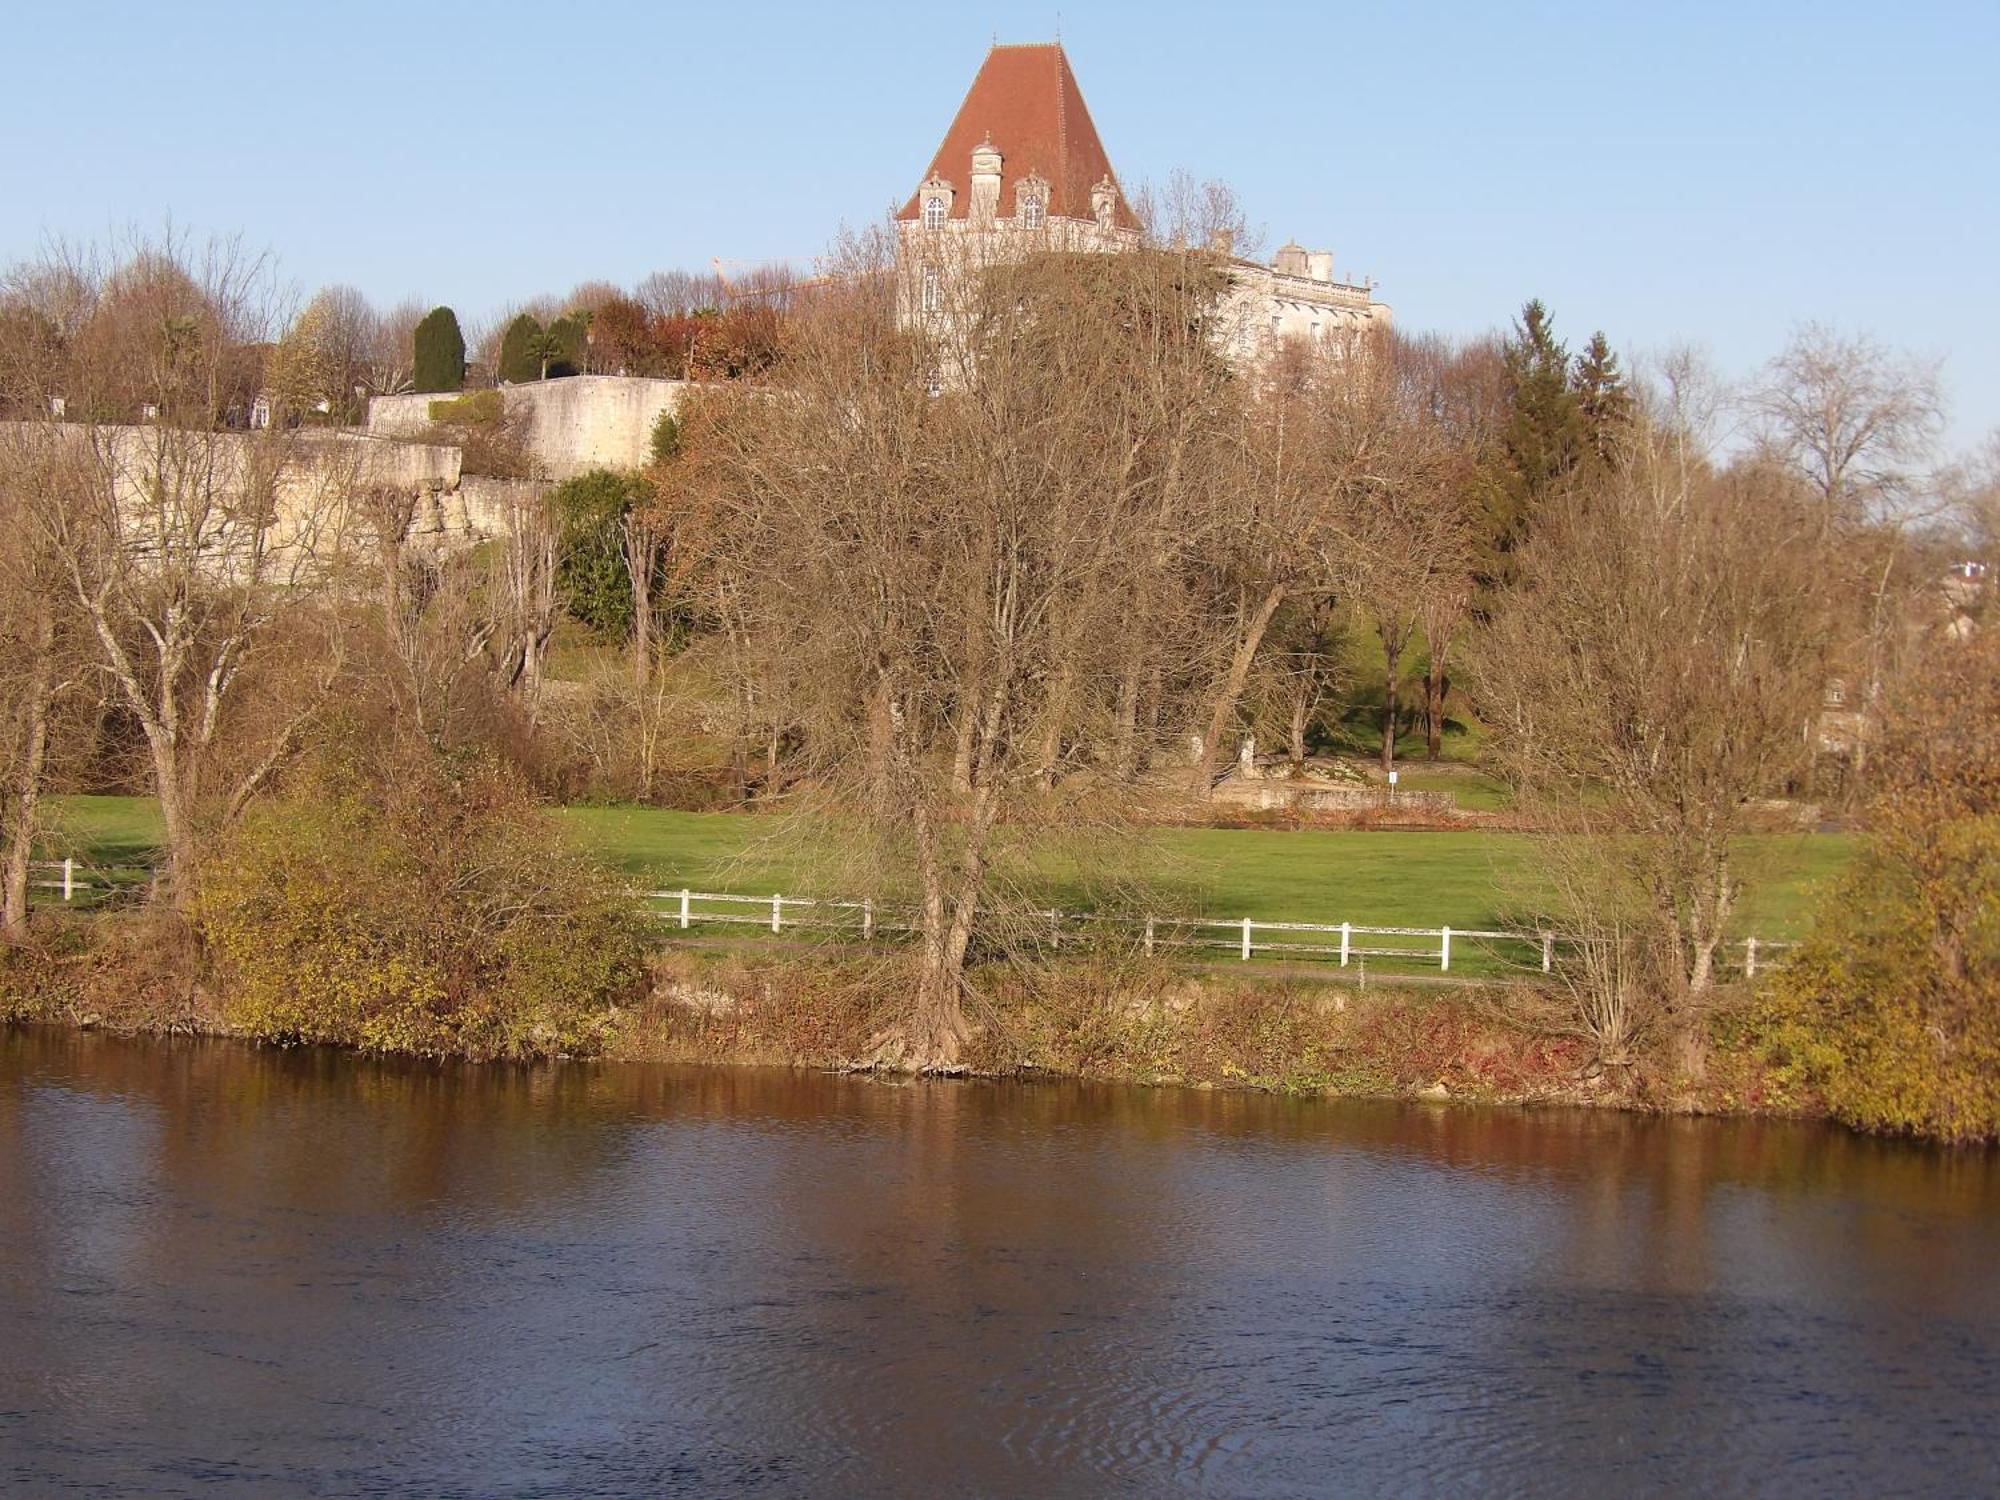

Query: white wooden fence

[26,859,149,905]
[649,886,1796,978]
[26,860,1797,980]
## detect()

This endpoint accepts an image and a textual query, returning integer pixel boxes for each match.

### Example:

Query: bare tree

[692,236,1235,1067]
[1474,420,1837,1059]
[0,433,90,938]
[1750,325,1947,788]
[1750,323,1945,527]
[18,233,352,909]
[1132,168,1266,258]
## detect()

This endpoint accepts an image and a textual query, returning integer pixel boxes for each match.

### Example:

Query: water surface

[2,1028,1995,1496]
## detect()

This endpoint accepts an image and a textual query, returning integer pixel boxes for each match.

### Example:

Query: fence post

[1745,937,1758,980]
[771,894,782,934]
[62,858,74,902]
[680,888,691,930]
[1241,917,1253,961]
[1340,921,1350,967]
[1441,925,1452,972]
[1541,931,1553,974]
[863,898,874,940]
[1144,915,1155,957]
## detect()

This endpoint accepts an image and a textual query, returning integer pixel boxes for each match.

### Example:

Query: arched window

[922,196,946,230]
[921,265,942,314]
[1022,194,1046,230]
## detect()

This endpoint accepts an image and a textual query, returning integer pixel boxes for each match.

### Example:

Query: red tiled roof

[897,43,1140,231]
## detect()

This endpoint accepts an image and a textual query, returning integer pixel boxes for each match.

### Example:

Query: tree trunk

[1194,583,1286,793]
[1424,655,1447,760]
[623,515,659,695]
[630,555,653,694]
[1381,634,1405,773]
[1035,662,1075,790]
[148,739,200,916]
[1289,688,1309,767]
[950,708,976,795]
[1,608,55,941]
[1111,661,1140,780]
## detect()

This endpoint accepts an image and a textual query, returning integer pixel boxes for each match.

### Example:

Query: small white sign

[1388,770,1399,786]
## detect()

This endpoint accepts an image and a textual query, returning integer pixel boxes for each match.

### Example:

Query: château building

[895,42,1392,359]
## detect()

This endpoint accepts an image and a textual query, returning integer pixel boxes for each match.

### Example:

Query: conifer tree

[498,312,543,384]
[1573,330,1634,472]
[1483,299,1582,587]
[411,306,465,393]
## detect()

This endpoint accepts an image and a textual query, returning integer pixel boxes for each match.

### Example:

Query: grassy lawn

[47,795,1853,945]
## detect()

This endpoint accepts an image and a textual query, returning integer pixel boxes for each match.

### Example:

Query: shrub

[198,754,649,1059]
[428,389,504,425]
[551,468,645,636]
[1757,631,2000,1142]
[649,411,682,464]
[412,306,465,393]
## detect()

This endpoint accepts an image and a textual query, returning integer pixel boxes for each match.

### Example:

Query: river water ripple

[2,1028,1996,1496]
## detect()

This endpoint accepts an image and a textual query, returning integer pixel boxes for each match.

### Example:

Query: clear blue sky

[6,0,1995,450]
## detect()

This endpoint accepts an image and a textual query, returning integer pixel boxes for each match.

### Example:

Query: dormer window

[922,196,946,230]
[1014,172,1050,231]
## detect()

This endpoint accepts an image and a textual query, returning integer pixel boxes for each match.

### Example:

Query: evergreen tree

[1483,299,1583,587]
[1573,330,1634,472]
[411,306,465,393]
[544,313,589,378]
[498,312,543,384]
[550,468,646,636]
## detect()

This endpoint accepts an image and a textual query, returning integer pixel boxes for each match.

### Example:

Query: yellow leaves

[196,770,647,1060]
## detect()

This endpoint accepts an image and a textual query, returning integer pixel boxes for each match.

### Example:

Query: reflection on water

[2,1027,1996,1497]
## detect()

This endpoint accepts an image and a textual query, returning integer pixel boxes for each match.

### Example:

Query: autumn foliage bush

[1759,630,2000,1142]
[198,752,648,1059]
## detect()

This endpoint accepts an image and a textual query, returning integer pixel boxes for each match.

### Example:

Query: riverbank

[0,919,1810,1121]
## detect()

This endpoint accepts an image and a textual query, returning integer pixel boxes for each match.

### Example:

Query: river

[1,1028,1996,1496]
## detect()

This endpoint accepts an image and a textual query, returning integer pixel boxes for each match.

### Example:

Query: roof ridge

[1054,44,1069,195]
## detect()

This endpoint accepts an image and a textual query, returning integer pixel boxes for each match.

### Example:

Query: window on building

[1022,194,1046,230]
[922,196,946,230]
[1270,316,1281,339]
[921,265,941,314]
[1310,321,1322,340]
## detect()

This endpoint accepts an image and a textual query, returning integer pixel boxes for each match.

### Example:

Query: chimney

[1307,250,1334,283]
[969,137,1002,223]
[1274,241,1309,277]
[1209,228,1235,258]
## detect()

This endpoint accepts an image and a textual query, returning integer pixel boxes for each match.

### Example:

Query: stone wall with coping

[368,376,689,479]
